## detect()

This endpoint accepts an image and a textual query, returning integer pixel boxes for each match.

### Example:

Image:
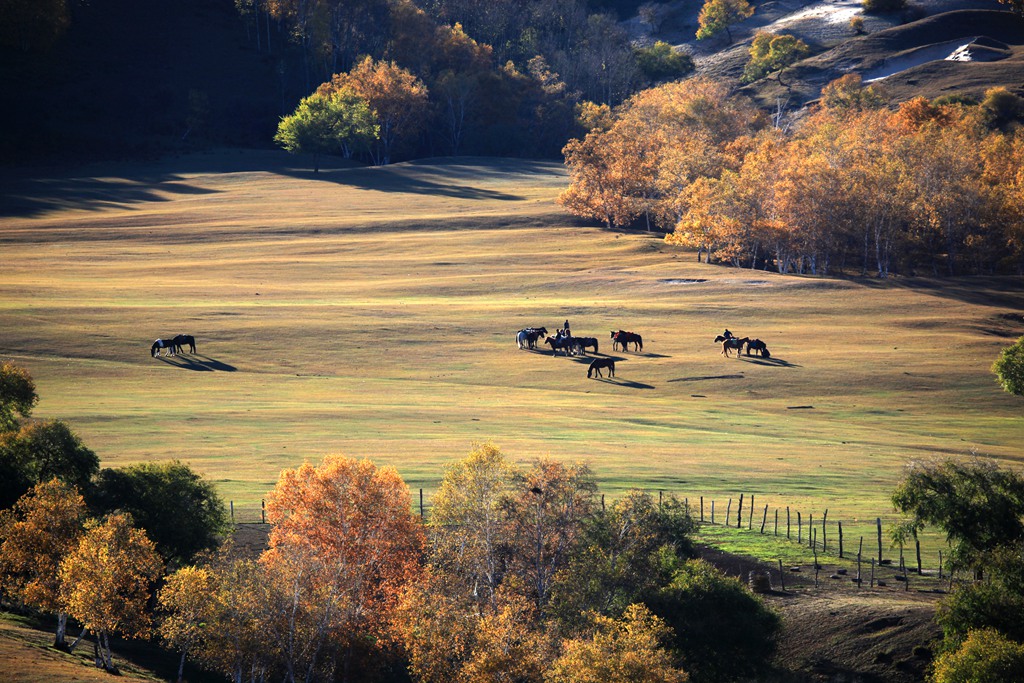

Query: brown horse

[611,330,643,352]
[715,335,750,357]
[746,339,770,357]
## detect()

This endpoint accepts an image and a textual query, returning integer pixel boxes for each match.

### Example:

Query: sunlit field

[2,152,1023,543]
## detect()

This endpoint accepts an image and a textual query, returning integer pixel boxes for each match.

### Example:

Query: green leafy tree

[931,628,1024,683]
[993,336,1024,395]
[89,461,230,567]
[634,42,694,84]
[935,543,1024,647]
[274,89,378,172]
[646,559,780,683]
[695,0,754,43]
[892,458,1024,571]
[0,420,99,509]
[0,361,37,433]
[741,32,810,85]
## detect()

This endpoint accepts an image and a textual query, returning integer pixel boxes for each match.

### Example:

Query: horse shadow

[739,355,800,368]
[156,354,237,372]
[668,374,745,382]
[637,352,671,359]
[597,378,656,390]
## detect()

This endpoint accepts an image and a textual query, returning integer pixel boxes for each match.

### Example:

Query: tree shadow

[274,164,525,201]
[155,354,236,372]
[0,174,221,218]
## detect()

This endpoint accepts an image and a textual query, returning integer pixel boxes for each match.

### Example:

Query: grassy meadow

[2,152,1023,544]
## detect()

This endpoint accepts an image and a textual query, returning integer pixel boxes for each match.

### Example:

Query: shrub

[635,41,695,83]
[993,336,1024,396]
[849,15,865,33]
[862,0,905,13]
[931,628,1024,683]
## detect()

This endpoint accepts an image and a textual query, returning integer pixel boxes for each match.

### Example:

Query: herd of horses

[151,334,197,357]
[516,325,772,379]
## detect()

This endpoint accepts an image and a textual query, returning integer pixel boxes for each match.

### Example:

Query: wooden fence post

[877,517,883,564]
[779,559,785,592]
[939,550,943,579]
[838,521,844,558]
[822,509,828,551]
[760,505,768,534]
[230,500,234,523]
[420,488,424,518]
[659,490,663,509]
[700,496,704,522]
[797,511,802,544]
[736,495,742,529]
[786,507,791,539]
[857,548,862,588]
[870,558,875,588]
[711,500,715,525]
[749,495,755,529]
[261,499,265,524]
[602,494,605,512]
[915,537,922,575]
[808,514,814,548]
[774,509,779,536]
[813,530,819,588]
[726,498,732,526]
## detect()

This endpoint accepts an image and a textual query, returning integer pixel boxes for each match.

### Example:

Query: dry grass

[2,152,1023,546]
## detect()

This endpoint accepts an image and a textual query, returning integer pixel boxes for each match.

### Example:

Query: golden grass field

[2,151,1023,544]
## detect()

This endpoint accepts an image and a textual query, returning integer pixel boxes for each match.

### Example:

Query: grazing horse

[174,334,196,354]
[715,336,750,357]
[611,330,643,352]
[151,338,179,357]
[587,358,615,378]
[746,339,770,358]
[516,327,547,350]
[545,335,578,356]
[574,337,599,355]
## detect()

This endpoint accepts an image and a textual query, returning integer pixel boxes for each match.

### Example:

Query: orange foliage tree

[320,57,430,165]
[0,479,88,650]
[264,453,425,681]
[59,513,164,672]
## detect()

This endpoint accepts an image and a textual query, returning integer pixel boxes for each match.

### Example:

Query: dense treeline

[561,75,1024,277]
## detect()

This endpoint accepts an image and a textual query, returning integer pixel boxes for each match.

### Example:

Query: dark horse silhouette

[574,337,599,355]
[611,330,643,352]
[745,339,770,357]
[587,358,615,378]
[174,334,197,354]
[516,327,547,350]
[715,335,750,357]
[151,338,179,357]
[546,335,578,356]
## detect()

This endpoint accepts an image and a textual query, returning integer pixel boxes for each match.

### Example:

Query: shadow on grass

[0,175,220,218]
[597,378,655,389]
[275,164,525,201]
[668,374,745,382]
[739,356,800,368]
[156,354,236,371]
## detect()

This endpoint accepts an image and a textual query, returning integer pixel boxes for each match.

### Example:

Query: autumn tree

[274,89,378,172]
[993,336,1024,396]
[548,603,688,683]
[0,420,99,509]
[59,512,164,672]
[320,57,430,165]
[0,479,88,649]
[634,42,694,84]
[264,453,424,681]
[428,442,517,613]
[819,74,886,111]
[741,32,809,85]
[460,593,551,683]
[158,566,216,683]
[90,460,230,567]
[695,0,754,43]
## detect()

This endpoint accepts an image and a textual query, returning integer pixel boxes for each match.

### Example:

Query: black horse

[746,339,770,357]
[151,338,179,357]
[715,335,750,357]
[611,330,643,352]
[587,358,615,378]
[174,334,197,354]
[546,335,578,356]
[574,337,599,355]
